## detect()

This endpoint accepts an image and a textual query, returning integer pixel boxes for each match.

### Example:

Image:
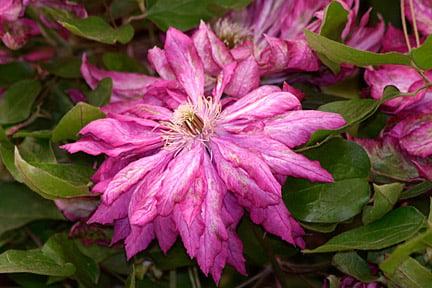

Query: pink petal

[125,224,155,259]
[111,218,130,244]
[154,216,178,253]
[196,154,228,282]
[158,143,204,215]
[88,189,133,224]
[103,151,172,205]
[250,200,305,248]
[0,0,23,21]
[282,82,304,101]
[364,65,426,113]
[192,21,234,76]
[264,110,346,148]
[221,89,300,124]
[224,56,260,98]
[227,134,334,182]
[164,28,205,105]
[147,46,175,80]
[81,54,168,100]
[211,137,280,208]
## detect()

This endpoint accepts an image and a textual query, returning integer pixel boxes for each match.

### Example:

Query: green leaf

[43,234,100,287]
[380,229,432,275]
[304,207,425,253]
[0,80,41,125]
[300,222,338,233]
[86,78,112,107]
[332,252,374,282]
[320,1,348,41]
[411,35,432,70]
[52,102,105,142]
[387,257,432,288]
[401,182,432,200]
[0,182,63,236]
[0,62,35,86]
[19,137,56,164]
[305,30,411,71]
[44,58,82,79]
[102,52,146,73]
[309,99,380,143]
[0,127,21,181]
[284,138,370,223]
[362,183,404,224]
[45,8,134,44]
[14,148,92,199]
[0,249,75,276]
[146,0,251,31]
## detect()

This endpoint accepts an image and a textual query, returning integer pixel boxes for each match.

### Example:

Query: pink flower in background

[64,28,345,282]
[194,0,384,82]
[0,0,87,50]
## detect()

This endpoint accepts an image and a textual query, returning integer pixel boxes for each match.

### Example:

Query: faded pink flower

[194,0,384,81]
[64,28,345,282]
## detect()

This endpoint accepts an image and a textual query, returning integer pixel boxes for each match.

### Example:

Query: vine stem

[400,0,412,52]
[408,0,421,47]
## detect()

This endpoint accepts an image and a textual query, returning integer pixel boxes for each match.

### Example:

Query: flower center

[213,19,252,49]
[172,104,205,136]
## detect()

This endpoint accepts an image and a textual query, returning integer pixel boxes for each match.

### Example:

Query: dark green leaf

[401,182,432,200]
[305,30,411,71]
[305,207,425,253]
[0,182,63,236]
[86,78,112,107]
[102,52,146,73]
[332,252,374,282]
[0,249,75,276]
[43,234,100,287]
[300,222,338,233]
[285,138,370,223]
[51,102,105,142]
[146,0,251,31]
[309,99,380,143]
[45,8,134,44]
[0,80,41,125]
[14,148,92,199]
[411,35,432,70]
[362,183,404,224]
[0,62,35,86]
[18,137,56,163]
[44,58,82,79]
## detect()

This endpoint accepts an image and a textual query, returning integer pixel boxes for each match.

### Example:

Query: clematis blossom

[404,0,432,36]
[64,28,345,282]
[193,0,384,83]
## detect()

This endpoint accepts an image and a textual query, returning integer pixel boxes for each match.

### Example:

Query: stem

[235,266,272,288]
[169,270,176,288]
[400,0,412,52]
[408,0,421,47]
[252,226,290,288]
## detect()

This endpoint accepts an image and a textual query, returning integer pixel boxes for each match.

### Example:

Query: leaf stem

[408,0,421,47]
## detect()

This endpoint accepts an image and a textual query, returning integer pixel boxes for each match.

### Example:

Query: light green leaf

[86,78,112,107]
[387,257,432,288]
[411,35,432,70]
[0,182,64,236]
[401,182,432,200]
[304,207,425,253]
[305,30,411,71]
[0,249,75,276]
[14,148,92,199]
[332,252,374,282]
[52,102,105,142]
[0,80,41,125]
[380,229,432,275]
[362,183,404,224]
[284,138,370,223]
[320,1,348,41]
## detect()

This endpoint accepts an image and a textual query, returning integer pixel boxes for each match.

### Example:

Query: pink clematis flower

[64,28,345,282]
[193,0,384,83]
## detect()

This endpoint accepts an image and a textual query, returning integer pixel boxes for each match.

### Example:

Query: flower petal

[264,110,346,148]
[165,28,205,105]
